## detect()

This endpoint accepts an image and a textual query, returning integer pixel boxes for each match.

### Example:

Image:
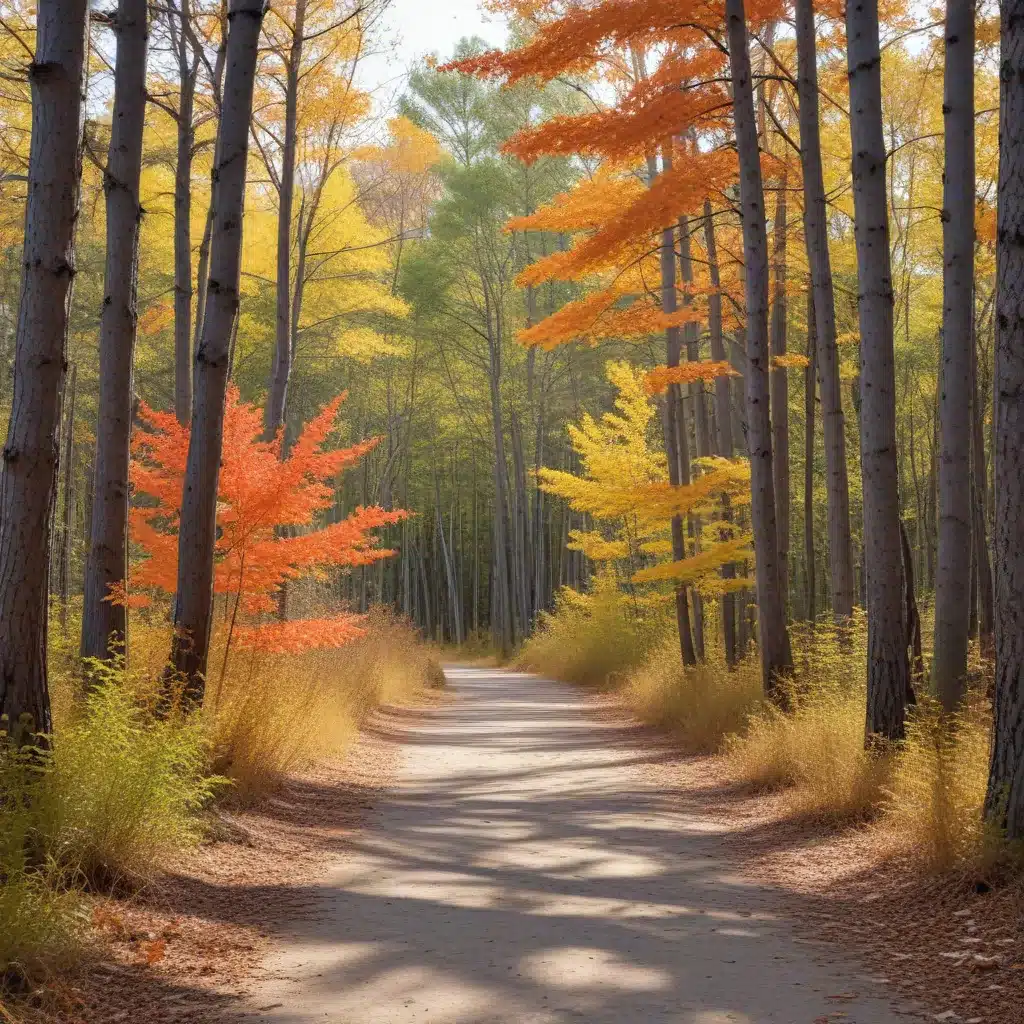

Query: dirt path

[241,667,923,1023]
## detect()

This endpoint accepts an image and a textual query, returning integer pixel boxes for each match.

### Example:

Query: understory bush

[516,574,671,688]
[208,608,441,800]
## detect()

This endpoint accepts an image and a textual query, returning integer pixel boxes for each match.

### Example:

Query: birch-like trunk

[804,288,817,621]
[985,0,1024,839]
[0,0,89,742]
[847,0,909,740]
[795,0,855,620]
[656,167,696,667]
[702,201,738,664]
[172,0,196,426]
[170,0,265,699]
[769,162,790,615]
[726,0,793,693]
[81,0,150,664]
[932,0,975,711]
[265,0,306,438]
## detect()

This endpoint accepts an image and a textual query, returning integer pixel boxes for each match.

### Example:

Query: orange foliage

[128,387,406,650]
[644,361,739,394]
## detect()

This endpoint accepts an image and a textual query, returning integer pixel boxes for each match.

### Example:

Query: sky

[358,0,509,112]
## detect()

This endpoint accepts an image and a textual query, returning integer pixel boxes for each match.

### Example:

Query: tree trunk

[805,287,817,621]
[796,0,856,620]
[173,0,196,426]
[0,0,89,743]
[703,200,737,665]
[58,363,78,633]
[986,0,1024,839]
[656,166,697,667]
[81,0,149,665]
[770,161,790,617]
[170,0,265,700]
[932,0,976,711]
[726,0,793,694]
[847,0,909,741]
[264,0,306,438]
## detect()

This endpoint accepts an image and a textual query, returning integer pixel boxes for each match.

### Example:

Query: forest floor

[31,667,1022,1024]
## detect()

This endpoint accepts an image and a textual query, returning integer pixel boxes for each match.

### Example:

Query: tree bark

[265,0,306,438]
[804,287,817,621]
[656,158,696,667]
[847,0,909,740]
[58,363,78,633]
[81,0,150,665]
[932,0,976,711]
[172,0,197,426]
[703,200,737,664]
[770,162,790,616]
[0,0,89,743]
[727,0,793,694]
[795,0,856,620]
[986,0,1024,839]
[170,0,266,700]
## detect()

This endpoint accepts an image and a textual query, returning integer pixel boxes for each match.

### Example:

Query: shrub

[0,746,87,992]
[516,573,670,688]
[621,640,763,753]
[725,684,893,823]
[209,609,439,800]
[40,664,219,890]
[879,699,996,873]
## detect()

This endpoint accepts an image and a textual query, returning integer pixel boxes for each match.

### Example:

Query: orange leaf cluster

[232,614,369,654]
[128,387,407,641]
[644,360,739,394]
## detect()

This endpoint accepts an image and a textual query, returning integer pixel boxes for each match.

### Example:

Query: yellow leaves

[567,531,630,561]
[644,361,738,394]
[770,354,810,370]
[138,303,174,337]
[632,536,753,585]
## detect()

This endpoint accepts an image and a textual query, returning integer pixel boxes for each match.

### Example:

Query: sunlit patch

[520,947,671,992]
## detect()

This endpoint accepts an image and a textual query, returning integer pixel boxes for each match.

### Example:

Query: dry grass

[621,639,763,753]
[207,609,442,801]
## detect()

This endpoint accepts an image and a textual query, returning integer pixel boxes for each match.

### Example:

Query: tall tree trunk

[703,200,737,665]
[986,0,1024,839]
[82,0,149,665]
[0,0,88,742]
[932,0,976,711]
[796,0,856,620]
[972,317,994,649]
[58,363,78,633]
[264,0,306,438]
[172,0,196,426]
[726,0,793,694]
[657,168,696,667]
[770,162,790,617]
[847,0,909,740]
[170,0,265,699]
[805,287,817,621]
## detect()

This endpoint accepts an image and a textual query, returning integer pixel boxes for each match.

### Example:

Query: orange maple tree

[126,386,407,653]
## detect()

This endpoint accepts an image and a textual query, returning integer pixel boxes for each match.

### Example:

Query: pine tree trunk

[796,0,855,620]
[170,0,265,700]
[265,0,306,438]
[847,0,909,740]
[932,0,976,711]
[804,288,817,621]
[0,0,89,743]
[173,0,196,426]
[727,0,793,694]
[986,0,1024,839]
[703,201,737,665]
[82,0,149,665]
[770,162,790,617]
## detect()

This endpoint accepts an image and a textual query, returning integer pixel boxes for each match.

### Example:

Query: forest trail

[242,668,920,1024]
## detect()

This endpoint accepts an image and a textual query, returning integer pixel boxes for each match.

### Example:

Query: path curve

[243,667,920,1023]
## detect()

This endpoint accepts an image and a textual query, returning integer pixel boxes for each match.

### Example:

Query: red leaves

[127,386,407,649]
